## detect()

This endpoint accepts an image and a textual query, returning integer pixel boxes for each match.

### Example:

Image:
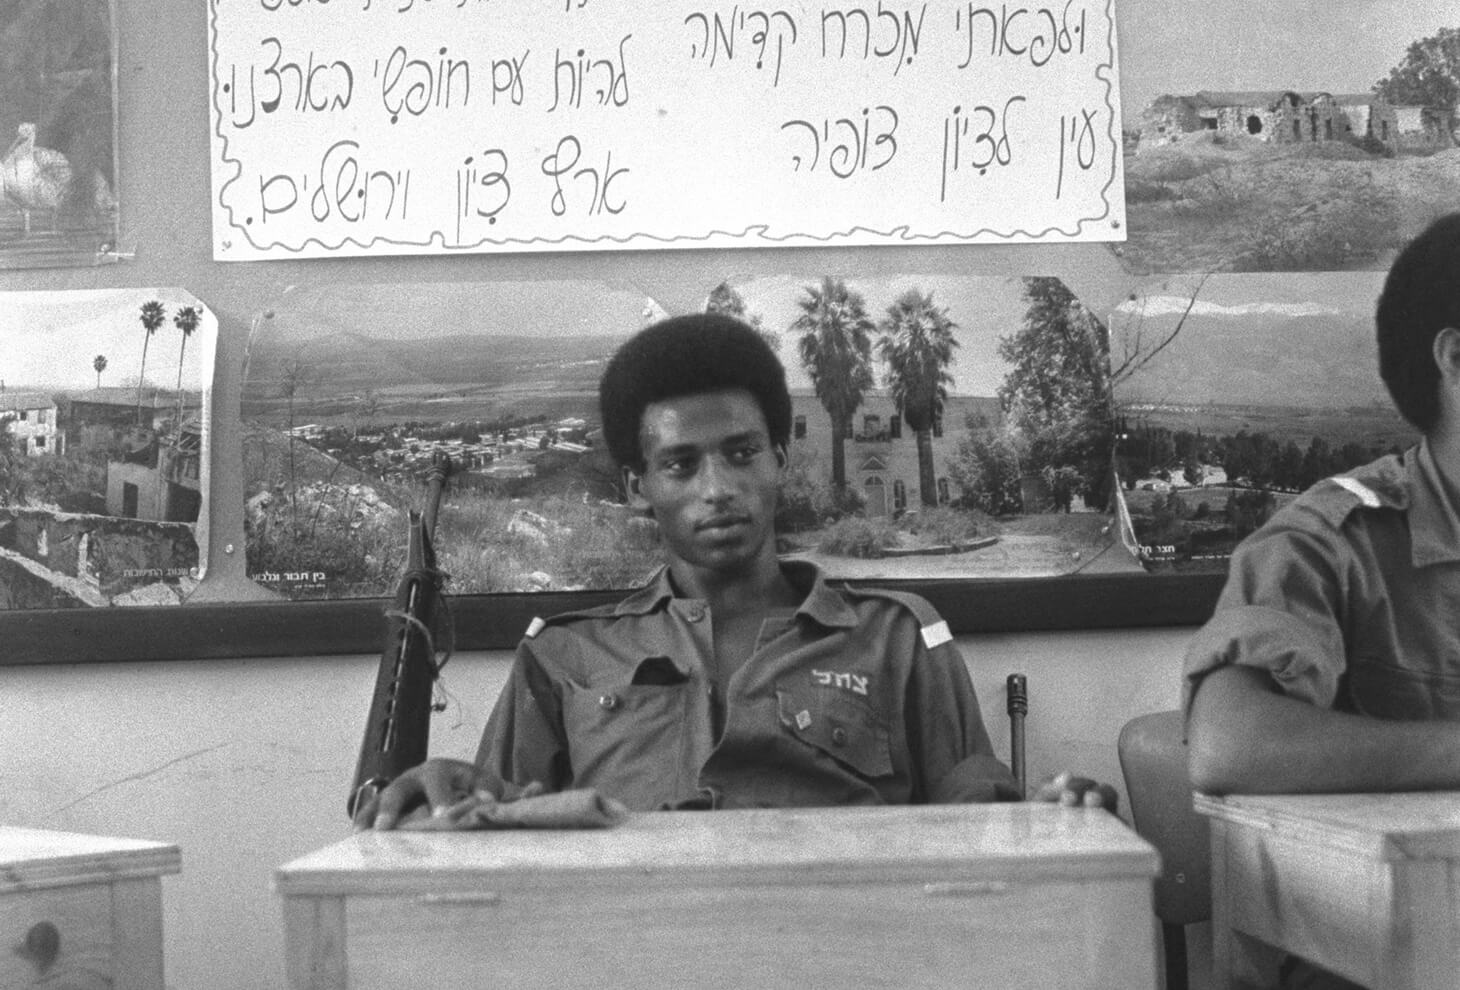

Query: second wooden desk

[1198,791,1460,989]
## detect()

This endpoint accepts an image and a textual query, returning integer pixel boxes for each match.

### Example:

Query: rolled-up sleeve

[1183,519,1349,715]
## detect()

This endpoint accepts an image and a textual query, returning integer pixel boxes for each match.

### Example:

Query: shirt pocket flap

[776,685,893,779]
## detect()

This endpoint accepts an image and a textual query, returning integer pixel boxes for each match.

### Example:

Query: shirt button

[598,694,619,711]
[831,727,848,746]
[685,604,706,622]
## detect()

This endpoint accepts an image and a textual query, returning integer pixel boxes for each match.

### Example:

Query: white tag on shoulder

[525,617,546,639]
[1331,475,1382,509]
[920,620,952,649]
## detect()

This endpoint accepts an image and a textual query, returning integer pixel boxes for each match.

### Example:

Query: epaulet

[842,585,954,650]
[521,601,621,639]
[1305,462,1407,526]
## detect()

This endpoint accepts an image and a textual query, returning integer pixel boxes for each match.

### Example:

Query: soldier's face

[625,388,785,576]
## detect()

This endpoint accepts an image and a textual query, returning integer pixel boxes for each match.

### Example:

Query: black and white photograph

[0,288,215,607]
[242,273,1138,600]
[718,272,1136,580]
[1111,270,1417,571]
[241,280,671,600]
[0,0,118,268]
[1118,0,1460,273]
[13,7,1460,990]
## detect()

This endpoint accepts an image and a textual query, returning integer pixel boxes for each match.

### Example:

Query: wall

[0,626,1199,990]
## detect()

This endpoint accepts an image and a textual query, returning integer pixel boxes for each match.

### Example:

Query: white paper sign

[209,0,1125,259]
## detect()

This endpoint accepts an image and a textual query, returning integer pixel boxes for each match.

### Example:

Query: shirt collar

[1407,438,1460,567]
[612,560,860,628]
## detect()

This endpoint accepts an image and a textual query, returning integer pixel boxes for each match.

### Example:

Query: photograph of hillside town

[1110,271,1418,572]
[241,274,1143,600]
[0,289,214,608]
[1116,0,1460,273]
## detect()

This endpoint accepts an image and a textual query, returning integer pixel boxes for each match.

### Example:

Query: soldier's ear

[623,465,651,512]
[1435,327,1460,385]
[774,444,788,469]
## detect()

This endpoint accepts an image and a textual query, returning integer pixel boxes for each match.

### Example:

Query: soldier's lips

[696,514,752,533]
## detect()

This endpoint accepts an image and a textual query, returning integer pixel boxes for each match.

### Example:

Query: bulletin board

[7,0,1458,660]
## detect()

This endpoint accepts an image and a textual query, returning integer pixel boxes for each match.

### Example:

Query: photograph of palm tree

[1116,0,1459,273]
[241,275,1134,602]
[0,0,118,269]
[1110,271,1417,572]
[0,289,215,608]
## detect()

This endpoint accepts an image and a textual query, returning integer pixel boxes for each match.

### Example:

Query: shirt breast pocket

[1346,655,1460,720]
[776,683,893,779]
[562,681,690,801]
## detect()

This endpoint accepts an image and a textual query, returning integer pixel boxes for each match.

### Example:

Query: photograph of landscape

[0,288,214,608]
[1116,0,1460,273]
[241,274,1140,601]
[1110,271,1418,572]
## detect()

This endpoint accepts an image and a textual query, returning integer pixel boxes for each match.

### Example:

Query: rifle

[347,455,453,820]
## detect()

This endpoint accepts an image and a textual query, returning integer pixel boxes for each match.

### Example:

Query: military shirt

[1184,441,1460,720]
[476,561,1020,810]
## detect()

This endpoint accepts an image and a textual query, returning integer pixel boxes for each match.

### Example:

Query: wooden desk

[276,803,1158,990]
[0,826,181,990]
[1196,792,1460,989]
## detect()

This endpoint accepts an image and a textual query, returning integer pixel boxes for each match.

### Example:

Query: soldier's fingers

[1082,783,1120,811]
[351,793,379,832]
[371,787,404,831]
[1062,775,1097,795]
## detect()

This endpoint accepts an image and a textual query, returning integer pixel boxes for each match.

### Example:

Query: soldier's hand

[352,758,489,831]
[1031,771,1119,812]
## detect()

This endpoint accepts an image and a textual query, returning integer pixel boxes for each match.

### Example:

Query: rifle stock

[347,457,452,819]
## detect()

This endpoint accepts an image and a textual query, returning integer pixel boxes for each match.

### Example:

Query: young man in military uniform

[1186,212,1460,790]
[360,312,1113,826]
[1185,214,1460,988]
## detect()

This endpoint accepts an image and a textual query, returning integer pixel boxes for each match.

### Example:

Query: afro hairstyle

[1376,213,1460,433]
[598,312,791,470]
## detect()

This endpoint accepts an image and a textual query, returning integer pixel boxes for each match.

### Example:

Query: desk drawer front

[0,883,117,989]
[320,877,1154,990]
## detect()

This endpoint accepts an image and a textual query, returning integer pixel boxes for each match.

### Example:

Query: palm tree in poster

[172,305,201,431]
[136,299,165,425]
[878,289,958,508]
[793,276,874,491]
[92,354,106,388]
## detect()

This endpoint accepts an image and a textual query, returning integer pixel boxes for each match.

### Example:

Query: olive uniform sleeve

[474,628,573,792]
[903,616,1022,803]
[1183,514,1350,715]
